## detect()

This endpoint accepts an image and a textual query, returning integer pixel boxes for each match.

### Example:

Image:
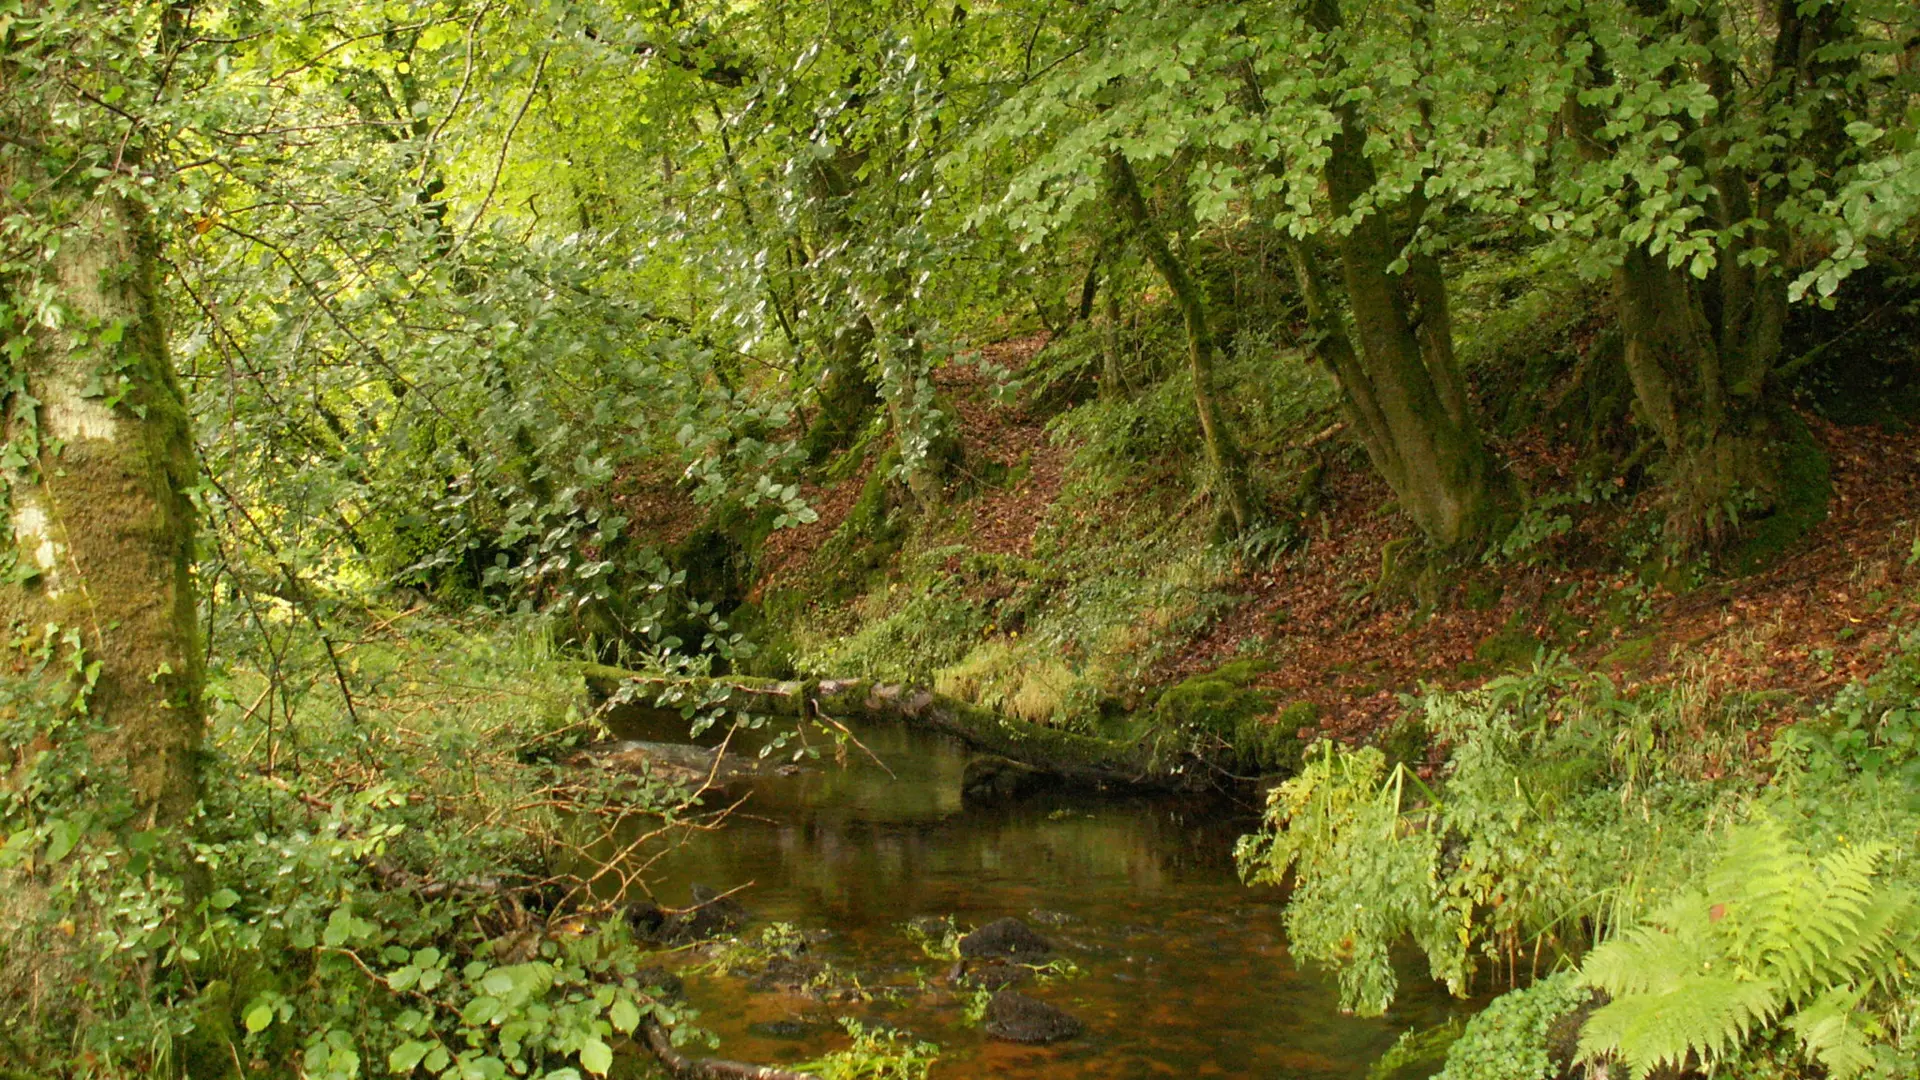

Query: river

[598,717,1458,1078]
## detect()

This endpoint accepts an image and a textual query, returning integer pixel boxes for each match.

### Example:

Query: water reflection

[598,717,1456,1078]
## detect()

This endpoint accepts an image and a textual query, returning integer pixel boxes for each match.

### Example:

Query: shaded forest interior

[5,1,1920,1078]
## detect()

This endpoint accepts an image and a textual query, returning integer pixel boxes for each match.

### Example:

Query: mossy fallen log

[573,664,1182,789]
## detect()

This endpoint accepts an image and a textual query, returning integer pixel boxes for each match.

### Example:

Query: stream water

[603,717,1458,1078]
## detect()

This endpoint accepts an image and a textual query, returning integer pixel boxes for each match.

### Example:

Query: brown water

[610,721,1457,1078]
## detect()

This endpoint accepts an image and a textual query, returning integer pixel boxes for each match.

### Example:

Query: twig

[644,1021,818,1080]
[808,699,895,778]
[1294,421,1347,450]
[452,48,549,254]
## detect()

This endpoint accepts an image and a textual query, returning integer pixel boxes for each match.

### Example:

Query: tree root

[644,1021,817,1080]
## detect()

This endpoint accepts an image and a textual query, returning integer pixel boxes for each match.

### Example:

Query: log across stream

[576,665,1198,791]
[575,669,1462,1078]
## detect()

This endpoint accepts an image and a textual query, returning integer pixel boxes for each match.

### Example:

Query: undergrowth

[0,606,809,1079]
[1240,632,1920,1079]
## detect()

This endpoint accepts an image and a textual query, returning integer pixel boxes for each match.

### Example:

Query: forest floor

[751,332,1920,762]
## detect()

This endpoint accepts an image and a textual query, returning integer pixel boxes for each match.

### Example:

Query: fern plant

[1577,813,1920,1079]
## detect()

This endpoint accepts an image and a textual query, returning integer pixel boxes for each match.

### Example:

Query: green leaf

[243,1002,274,1033]
[580,1040,613,1076]
[462,995,503,1026]
[609,997,640,1034]
[388,1041,431,1073]
[323,906,356,947]
[43,819,82,863]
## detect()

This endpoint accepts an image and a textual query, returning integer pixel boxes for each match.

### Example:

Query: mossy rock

[1235,700,1315,775]
[1154,660,1275,736]
[1152,662,1312,774]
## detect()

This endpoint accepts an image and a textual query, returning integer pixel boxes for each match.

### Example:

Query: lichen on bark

[2,189,204,829]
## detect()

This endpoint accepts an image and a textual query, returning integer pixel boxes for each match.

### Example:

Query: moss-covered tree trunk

[859,267,961,507]
[1107,152,1256,536]
[1563,0,1846,548]
[1,179,204,829]
[1284,0,1509,550]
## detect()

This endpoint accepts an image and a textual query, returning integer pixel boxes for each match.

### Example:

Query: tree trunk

[802,316,882,462]
[798,153,885,464]
[1107,153,1256,536]
[862,272,960,507]
[1250,3,1508,549]
[2,188,204,830]
[1562,0,1845,548]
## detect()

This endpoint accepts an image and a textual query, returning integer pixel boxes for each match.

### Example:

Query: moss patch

[1724,414,1831,576]
[1153,660,1305,774]
[1473,621,1545,671]
[1599,633,1658,672]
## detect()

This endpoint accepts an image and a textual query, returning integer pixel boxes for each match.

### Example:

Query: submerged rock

[959,917,1052,961]
[908,914,956,939]
[984,990,1083,1044]
[747,1018,821,1040]
[746,954,826,993]
[635,966,685,1002]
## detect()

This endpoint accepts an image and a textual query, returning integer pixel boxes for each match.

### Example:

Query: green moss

[1152,660,1306,773]
[1154,664,1274,735]
[1368,1019,1465,1080]
[1208,658,1274,687]
[1236,700,1315,775]
[175,979,243,1079]
[1724,414,1830,576]
[1599,633,1658,671]
[1462,578,1503,611]
[1277,700,1319,731]
[1474,624,1544,671]
[724,601,799,679]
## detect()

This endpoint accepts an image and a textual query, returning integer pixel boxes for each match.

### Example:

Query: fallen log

[574,665,1184,789]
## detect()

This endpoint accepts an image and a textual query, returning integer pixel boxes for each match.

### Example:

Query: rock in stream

[984,989,1084,1044]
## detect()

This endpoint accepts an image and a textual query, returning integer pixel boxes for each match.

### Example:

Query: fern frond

[1578,974,1777,1079]
[1581,892,1715,998]
[1577,815,1920,1078]
[1785,985,1876,1080]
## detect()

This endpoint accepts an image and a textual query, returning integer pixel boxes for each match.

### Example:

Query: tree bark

[1241,10,1507,550]
[1106,153,1256,536]
[798,153,885,463]
[1561,0,1847,547]
[2,185,204,830]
